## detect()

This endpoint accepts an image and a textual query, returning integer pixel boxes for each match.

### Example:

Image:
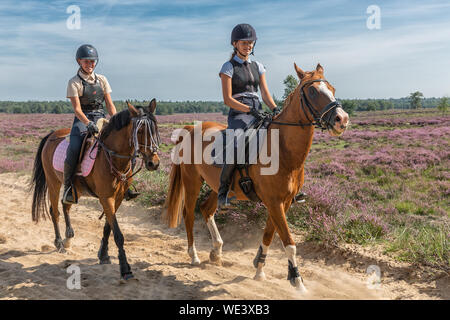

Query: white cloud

[0,0,449,101]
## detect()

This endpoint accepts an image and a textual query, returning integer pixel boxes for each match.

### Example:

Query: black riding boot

[293,191,307,204]
[217,164,236,209]
[62,162,77,204]
[124,187,140,201]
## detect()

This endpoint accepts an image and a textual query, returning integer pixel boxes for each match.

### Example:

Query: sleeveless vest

[78,74,105,112]
[230,59,260,96]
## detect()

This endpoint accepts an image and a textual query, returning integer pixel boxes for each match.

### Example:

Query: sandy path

[0,172,447,300]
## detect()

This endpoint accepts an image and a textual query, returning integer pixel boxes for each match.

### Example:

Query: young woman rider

[63,44,139,204]
[217,23,281,209]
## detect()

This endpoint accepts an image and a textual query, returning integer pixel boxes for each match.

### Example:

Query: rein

[270,79,342,130]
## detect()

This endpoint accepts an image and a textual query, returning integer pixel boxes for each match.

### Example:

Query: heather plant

[1,109,448,270]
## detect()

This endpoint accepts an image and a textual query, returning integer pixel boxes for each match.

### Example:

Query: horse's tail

[30,131,53,223]
[162,163,185,228]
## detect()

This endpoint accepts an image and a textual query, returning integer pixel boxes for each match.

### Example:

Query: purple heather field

[0,109,448,268]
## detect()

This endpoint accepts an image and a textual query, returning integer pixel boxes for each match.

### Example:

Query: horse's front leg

[253,217,275,281]
[267,203,307,293]
[97,220,111,264]
[97,194,124,264]
[100,196,134,282]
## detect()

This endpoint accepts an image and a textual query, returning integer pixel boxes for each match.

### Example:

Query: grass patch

[385,224,450,269]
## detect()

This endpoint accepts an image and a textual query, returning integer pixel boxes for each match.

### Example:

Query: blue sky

[1,0,449,101]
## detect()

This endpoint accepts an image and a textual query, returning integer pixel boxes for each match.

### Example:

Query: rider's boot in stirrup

[62,162,77,204]
[293,191,307,204]
[217,164,236,209]
[124,187,140,201]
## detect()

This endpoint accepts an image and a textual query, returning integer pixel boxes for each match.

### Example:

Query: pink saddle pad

[53,139,98,177]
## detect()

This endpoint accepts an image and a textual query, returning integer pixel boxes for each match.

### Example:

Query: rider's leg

[217,163,236,208]
[63,134,83,204]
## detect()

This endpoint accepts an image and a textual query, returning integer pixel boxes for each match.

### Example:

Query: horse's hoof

[65,229,74,239]
[99,257,111,265]
[63,238,71,248]
[119,273,137,284]
[209,250,222,263]
[191,257,201,266]
[290,277,308,293]
[56,246,66,254]
[254,271,266,281]
[55,240,66,253]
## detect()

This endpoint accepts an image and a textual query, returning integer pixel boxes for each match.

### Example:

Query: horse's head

[293,63,349,136]
[126,100,160,171]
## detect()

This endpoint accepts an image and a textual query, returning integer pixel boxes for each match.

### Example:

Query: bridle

[94,111,161,182]
[271,78,342,131]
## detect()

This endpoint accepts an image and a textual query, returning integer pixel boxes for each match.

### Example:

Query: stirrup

[62,185,77,205]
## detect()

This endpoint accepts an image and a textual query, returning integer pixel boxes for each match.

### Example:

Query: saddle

[211,115,272,202]
[53,118,109,177]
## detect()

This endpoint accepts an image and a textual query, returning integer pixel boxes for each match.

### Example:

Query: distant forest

[0,97,443,115]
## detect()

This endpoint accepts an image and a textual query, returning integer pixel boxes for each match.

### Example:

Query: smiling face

[233,40,254,58]
[77,58,96,74]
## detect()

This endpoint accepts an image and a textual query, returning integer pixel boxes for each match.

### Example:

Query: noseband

[271,78,342,130]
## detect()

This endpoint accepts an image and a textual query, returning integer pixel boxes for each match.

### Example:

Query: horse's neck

[270,87,315,172]
[103,125,134,167]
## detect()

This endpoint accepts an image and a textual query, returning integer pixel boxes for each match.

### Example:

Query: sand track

[0,172,447,300]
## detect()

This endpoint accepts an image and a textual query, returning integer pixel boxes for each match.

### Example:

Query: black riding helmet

[76,44,99,65]
[231,23,257,55]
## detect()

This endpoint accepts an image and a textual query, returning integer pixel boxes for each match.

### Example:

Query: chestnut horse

[163,64,349,292]
[30,100,160,282]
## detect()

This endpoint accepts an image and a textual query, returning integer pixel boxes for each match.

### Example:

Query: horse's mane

[99,106,154,141]
[283,72,314,109]
[99,108,132,141]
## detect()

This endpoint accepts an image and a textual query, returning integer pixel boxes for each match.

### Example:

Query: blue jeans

[225,97,262,164]
[65,110,105,168]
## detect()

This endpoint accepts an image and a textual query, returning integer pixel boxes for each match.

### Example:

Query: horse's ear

[316,63,324,74]
[148,98,157,114]
[126,100,139,116]
[294,62,306,80]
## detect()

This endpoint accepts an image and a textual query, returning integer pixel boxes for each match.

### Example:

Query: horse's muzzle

[146,160,159,171]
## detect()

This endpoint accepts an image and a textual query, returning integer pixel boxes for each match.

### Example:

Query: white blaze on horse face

[318,81,336,102]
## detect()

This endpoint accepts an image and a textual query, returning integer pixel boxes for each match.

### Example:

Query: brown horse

[163,64,349,292]
[30,100,160,281]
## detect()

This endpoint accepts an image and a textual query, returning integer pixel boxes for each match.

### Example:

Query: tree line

[0,75,447,115]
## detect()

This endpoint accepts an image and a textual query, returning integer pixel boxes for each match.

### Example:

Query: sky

[0,0,449,101]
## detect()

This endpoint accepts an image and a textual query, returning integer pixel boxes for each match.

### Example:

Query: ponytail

[229,43,238,61]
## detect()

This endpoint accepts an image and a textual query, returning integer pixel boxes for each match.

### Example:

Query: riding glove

[248,107,265,121]
[86,121,99,135]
